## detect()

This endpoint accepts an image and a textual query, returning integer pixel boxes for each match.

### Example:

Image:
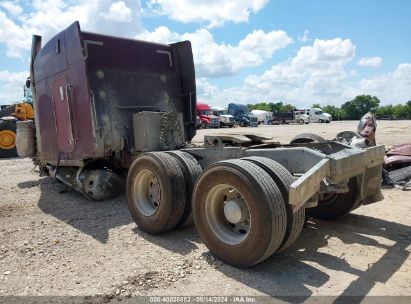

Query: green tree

[312,103,321,108]
[374,105,393,118]
[341,95,380,120]
[322,105,344,120]
[392,104,408,118]
[406,101,411,117]
[251,102,272,112]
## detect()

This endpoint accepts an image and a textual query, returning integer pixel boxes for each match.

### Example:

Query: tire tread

[242,156,305,252]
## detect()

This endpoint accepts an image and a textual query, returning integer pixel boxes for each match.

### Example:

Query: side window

[315,111,319,114]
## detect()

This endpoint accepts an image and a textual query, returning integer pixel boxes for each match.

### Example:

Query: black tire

[306,178,359,220]
[326,120,330,123]
[126,152,187,234]
[239,121,245,127]
[388,166,411,184]
[192,159,287,267]
[290,133,326,144]
[229,124,234,128]
[298,119,304,125]
[166,151,202,227]
[0,120,18,158]
[242,157,305,252]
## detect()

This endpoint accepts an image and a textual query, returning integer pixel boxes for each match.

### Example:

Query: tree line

[248,95,411,120]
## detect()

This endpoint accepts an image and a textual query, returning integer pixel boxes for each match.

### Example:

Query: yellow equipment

[0,102,34,158]
[13,102,35,121]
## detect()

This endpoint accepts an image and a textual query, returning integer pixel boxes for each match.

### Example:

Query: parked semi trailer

[272,109,310,125]
[196,103,220,128]
[211,106,235,128]
[304,108,332,123]
[24,22,385,267]
[228,103,258,127]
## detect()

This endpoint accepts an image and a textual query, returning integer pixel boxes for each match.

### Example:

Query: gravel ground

[0,120,410,301]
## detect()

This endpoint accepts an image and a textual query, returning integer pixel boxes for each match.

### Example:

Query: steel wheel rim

[133,169,161,216]
[0,130,16,150]
[205,184,251,245]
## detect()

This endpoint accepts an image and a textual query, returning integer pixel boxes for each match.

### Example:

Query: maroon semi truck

[23,22,386,267]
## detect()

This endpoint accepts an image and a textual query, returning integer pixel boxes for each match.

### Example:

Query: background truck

[0,78,34,158]
[272,109,310,124]
[23,22,385,268]
[304,108,332,123]
[211,106,235,127]
[227,103,258,127]
[196,103,220,128]
[251,109,272,125]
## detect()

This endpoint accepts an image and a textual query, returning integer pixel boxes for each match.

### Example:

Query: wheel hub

[224,199,248,224]
[148,178,160,208]
[204,184,251,245]
[0,130,16,150]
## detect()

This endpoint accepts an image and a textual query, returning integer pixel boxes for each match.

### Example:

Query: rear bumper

[206,122,220,128]
[246,143,385,212]
[221,122,235,127]
[289,145,385,211]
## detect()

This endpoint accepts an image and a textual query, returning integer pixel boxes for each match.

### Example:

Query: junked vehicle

[23,22,386,267]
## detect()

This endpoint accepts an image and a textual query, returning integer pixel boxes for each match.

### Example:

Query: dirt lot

[0,120,410,301]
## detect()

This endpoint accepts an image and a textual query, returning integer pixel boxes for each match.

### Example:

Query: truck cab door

[51,77,75,153]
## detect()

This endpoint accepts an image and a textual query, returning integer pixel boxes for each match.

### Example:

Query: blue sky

[0,0,410,106]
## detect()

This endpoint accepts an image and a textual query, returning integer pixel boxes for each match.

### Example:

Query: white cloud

[353,63,411,102]
[357,56,382,67]
[298,29,310,43]
[101,1,132,22]
[196,38,369,107]
[0,1,23,16]
[292,38,355,68]
[137,27,293,77]
[197,39,410,107]
[240,38,356,105]
[146,0,269,28]
[0,70,29,104]
[0,0,143,59]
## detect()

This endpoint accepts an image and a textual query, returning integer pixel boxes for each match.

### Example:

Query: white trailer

[251,110,272,124]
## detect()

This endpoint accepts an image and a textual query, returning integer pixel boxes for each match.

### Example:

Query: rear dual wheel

[128,152,304,267]
[242,157,305,252]
[127,151,202,234]
[166,151,202,227]
[193,158,303,267]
